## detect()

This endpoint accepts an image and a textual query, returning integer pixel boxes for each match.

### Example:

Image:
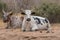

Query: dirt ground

[0,20,60,40]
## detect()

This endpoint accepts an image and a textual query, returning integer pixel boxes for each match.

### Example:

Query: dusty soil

[0,20,60,40]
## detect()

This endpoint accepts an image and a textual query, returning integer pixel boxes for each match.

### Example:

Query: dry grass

[0,19,60,40]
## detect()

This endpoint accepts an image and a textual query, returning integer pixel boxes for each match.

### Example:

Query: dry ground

[0,20,60,40]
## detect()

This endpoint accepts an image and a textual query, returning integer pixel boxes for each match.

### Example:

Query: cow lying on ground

[21,10,51,33]
[2,10,23,29]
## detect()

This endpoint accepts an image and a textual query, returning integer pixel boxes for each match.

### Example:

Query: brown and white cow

[2,10,24,29]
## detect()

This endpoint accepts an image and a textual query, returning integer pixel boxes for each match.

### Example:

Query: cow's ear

[31,12,35,15]
[9,12,13,16]
[21,12,25,15]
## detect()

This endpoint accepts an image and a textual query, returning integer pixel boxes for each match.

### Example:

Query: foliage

[0,2,7,18]
[34,3,60,23]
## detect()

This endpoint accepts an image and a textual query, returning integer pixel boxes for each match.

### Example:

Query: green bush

[0,2,7,18]
[34,3,60,23]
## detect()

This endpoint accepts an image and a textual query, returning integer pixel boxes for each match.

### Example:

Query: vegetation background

[0,0,60,23]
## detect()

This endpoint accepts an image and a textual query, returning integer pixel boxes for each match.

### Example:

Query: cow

[2,10,23,29]
[21,10,38,31]
[21,10,51,33]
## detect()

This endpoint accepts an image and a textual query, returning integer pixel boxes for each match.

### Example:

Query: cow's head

[21,10,35,22]
[2,10,13,23]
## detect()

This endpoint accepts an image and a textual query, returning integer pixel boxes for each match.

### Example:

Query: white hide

[32,16,51,30]
[22,10,51,32]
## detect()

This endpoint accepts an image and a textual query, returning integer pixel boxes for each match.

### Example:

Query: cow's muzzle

[26,18,31,21]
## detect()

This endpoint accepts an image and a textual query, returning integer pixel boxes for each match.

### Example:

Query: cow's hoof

[52,32,54,33]
[46,31,49,33]
[5,27,11,29]
[40,31,42,33]
[35,29,38,31]
[30,30,34,32]
[5,27,9,29]
[23,30,26,32]
[30,30,32,32]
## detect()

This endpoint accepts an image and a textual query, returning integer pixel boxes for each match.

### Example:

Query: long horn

[8,11,13,15]
[31,6,36,12]
[2,9,6,14]
[9,11,13,13]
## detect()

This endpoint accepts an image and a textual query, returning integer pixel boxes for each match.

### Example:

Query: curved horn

[31,7,36,12]
[9,11,13,13]
[8,11,13,15]
[2,9,6,14]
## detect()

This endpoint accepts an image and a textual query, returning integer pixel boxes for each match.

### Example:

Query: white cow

[21,10,51,33]
[21,10,38,31]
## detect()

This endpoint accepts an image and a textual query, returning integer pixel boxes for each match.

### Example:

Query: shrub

[34,3,60,23]
[0,2,7,18]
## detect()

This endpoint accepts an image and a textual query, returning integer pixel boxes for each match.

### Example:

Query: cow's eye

[31,12,35,15]
[21,12,25,15]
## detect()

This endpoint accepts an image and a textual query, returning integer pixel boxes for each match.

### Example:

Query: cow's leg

[39,29,43,33]
[22,24,26,32]
[5,22,8,29]
[22,20,26,32]
[30,17,39,31]
[30,21,38,31]
[47,26,53,33]
[6,22,11,29]
[46,23,52,33]
[46,28,51,33]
